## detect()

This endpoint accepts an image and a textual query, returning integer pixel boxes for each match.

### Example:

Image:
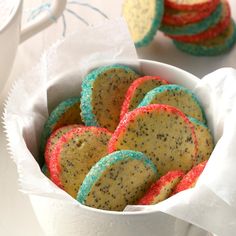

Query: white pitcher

[0,0,67,93]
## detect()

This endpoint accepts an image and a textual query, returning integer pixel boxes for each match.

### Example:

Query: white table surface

[1,0,236,235]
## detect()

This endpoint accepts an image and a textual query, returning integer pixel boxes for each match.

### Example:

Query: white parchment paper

[3,18,236,236]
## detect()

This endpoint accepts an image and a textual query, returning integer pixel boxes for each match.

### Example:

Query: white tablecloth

[1,1,236,235]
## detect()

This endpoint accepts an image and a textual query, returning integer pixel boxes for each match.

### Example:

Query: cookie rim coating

[120,76,170,120]
[165,0,220,11]
[49,126,112,190]
[77,150,158,205]
[138,84,207,123]
[173,160,207,194]
[138,170,184,205]
[160,2,223,36]
[173,19,236,56]
[166,0,231,43]
[122,0,164,47]
[40,97,81,158]
[80,64,140,128]
[163,2,219,26]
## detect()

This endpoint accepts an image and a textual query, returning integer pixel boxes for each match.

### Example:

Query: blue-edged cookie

[77,150,158,211]
[122,0,164,47]
[40,97,82,159]
[138,84,206,123]
[173,20,236,56]
[160,2,222,35]
[81,64,139,132]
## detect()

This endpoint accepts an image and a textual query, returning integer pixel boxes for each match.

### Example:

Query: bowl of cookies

[41,59,213,210]
[5,19,236,235]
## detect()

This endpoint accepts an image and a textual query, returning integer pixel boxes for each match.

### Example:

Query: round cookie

[40,97,82,159]
[122,0,164,47]
[77,150,158,211]
[81,64,139,132]
[173,160,207,194]
[120,76,169,120]
[167,0,231,43]
[108,104,198,176]
[49,126,112,198]
[173,20,236,56]
[165,0,220,11]
[160,2,222,36]
[163,3,219,26]
[189,117,214,165]
[138,170,184,205]
[138,84,206,123]
[44,124,80,167]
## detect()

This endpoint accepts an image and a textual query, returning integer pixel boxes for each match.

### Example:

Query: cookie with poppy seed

[81,65,139,132]
[173,160,207,194]
[49,126,112,198]
[40,97,83,161]
[120,76,169,120]
[138,170,184,205]
[122,0,164,47]
[108,104,198,176]
[138,84,206,123]
[160,2,223,36]
[188,117,214,165]
[77,150,158,211]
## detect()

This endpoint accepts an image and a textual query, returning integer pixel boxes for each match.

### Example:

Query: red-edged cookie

[49,126,112,198]
[108,104,198,176]
[44,124,80,167]
[173,160,207,194]
[120,76,169,120]
[138,170,184,204]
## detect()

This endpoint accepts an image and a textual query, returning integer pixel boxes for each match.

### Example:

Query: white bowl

[29,59,201,236]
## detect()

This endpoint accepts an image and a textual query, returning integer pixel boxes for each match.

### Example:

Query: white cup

[0,0,67,94]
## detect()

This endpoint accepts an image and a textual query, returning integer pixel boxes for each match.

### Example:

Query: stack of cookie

[122,0,236,56]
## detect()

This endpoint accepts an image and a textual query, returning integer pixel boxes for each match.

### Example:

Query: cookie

[189,117,214,165]
[108,104,198,176]
[40,97,82,159]
[122,0,164,47]
[163,3,219,26]
[77,150,158,211]
[167,0,231,42]
[49,126,112,198]
[138,84,206,123]
[173,20,236,56]
[165,0,220,11]
[138,170,184,205]
[120,76,169,120]
[81,64,139,132]
[173,160,207,194]
[42,164,50,178]
[160,2,222,35]
[44,124,80,167]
